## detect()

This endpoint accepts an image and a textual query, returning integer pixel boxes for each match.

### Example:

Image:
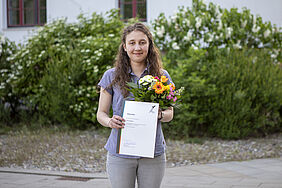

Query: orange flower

[169,83,175,90]
[161,76,169,83]
[153,81,165,94]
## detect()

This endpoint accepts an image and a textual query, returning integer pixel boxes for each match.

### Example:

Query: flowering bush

[127,75,183,109]
[152,0,281,63]
[0,34,18,123]
[6,9,124,127]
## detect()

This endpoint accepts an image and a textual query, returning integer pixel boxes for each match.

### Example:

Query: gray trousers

[106,152,166,188]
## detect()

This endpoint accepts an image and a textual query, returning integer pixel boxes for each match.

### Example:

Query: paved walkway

[0,158,282,188]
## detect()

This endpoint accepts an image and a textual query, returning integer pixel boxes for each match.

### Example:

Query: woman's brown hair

[111,22,163,97]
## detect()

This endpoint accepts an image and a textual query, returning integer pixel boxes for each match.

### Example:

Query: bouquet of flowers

[127,75,184,109]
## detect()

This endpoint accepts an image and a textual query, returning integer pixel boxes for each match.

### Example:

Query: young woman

[97,22,174,188]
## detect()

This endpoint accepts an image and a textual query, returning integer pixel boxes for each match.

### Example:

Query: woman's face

[123,30,149,65]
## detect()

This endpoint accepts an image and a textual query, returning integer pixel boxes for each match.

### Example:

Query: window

[7,0,46,27]
[119,0,147,22]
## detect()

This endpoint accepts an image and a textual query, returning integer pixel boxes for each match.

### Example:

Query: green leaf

[127,82,139,89]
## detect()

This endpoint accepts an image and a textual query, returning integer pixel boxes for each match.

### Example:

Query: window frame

[7,0,46,27]
[119,0,147,22]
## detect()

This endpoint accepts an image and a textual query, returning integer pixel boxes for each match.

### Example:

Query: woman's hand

[158,107,174,122]
[108,115,125,129]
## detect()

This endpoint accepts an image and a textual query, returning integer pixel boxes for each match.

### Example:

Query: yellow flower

[161,76,168,83]
[164,85,170,91]
[153,81,165,94]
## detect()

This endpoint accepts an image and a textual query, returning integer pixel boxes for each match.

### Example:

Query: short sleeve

[163,69,174,86]
[98,68,114,95]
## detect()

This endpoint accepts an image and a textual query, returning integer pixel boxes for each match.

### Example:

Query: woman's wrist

[158,111,164,121]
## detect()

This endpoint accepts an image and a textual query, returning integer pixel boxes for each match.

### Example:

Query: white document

[117,101,159,158]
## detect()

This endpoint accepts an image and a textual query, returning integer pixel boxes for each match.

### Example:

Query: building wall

[1,0,281,44]
[47,0,116,23]
[0,0,117,44]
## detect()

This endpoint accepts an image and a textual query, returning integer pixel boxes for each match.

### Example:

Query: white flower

[183,31,193,41]
[156,26,165,38]
[0,35,5,43]
[207,33,214,42]
[216,13,222,20]
[271,53,277,59]
[174,24,180,32]
[108,34,114,37]
[264,29,271,38]
[195,17,202,29]
[253,16,257,25]
[226,27,233,38]
[172,42,180,50]
[252,25,260,33]
[191,44,198,50]
[233,40,242,49]
[241,20,247,28]
[93,65,99,73]
[139,78,145,85]
[171,12,177,22]
[143,75,155,83]
[185,19,190,27]
[218,21,223,30]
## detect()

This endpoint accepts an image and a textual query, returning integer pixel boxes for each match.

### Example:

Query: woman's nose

[134,44,141,50]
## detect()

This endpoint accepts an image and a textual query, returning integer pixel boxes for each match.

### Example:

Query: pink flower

[154,76,160,81]
[173,97,177,102]
[166,95,173,100]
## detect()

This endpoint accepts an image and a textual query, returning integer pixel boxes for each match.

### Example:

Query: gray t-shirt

[98,67,173,158]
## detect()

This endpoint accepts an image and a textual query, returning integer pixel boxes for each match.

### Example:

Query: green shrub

[0,34,18,125]
[208,49,282,138]
[164,48,282,139]
[163,48,217,138]
[7,10,124,128]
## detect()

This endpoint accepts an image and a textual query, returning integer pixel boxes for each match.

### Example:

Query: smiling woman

[96,22,174,188]
[123,30,149,72]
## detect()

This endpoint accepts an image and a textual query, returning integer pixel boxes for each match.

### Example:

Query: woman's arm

[158,107,174,122]
[96,87,125,128]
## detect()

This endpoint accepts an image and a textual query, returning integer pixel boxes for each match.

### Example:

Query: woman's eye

[129,42,135,45]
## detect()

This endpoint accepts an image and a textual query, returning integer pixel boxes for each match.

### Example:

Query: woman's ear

[123,44,127,52]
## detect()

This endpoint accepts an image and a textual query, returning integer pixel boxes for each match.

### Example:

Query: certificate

[117,100,159,158]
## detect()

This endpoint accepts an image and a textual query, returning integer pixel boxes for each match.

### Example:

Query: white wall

[47,0,116,23]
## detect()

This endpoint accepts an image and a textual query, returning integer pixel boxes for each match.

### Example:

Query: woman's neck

[130,62,146,78]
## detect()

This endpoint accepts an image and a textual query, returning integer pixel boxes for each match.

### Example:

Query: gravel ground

[0,129,281,173]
